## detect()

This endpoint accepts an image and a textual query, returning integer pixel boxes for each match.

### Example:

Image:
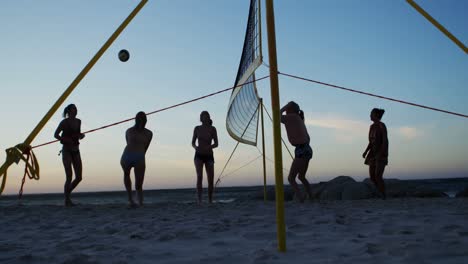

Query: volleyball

[118,49,130,62]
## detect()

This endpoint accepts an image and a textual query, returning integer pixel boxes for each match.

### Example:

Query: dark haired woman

[54,104,85,206]
[191,111,218,204]
[121,112,153,207]
[280,101,313,202]
[363,108,388,199]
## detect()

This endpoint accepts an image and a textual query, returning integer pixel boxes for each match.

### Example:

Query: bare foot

[65,199,76,207]
[128,200,138,208]
[298,194,306,203]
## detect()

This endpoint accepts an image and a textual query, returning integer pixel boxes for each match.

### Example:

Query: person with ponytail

[121,111,153,207]
[280,101,313,202]
[54,104,85,206]
[362,108,388,199]
[191,111,218,204]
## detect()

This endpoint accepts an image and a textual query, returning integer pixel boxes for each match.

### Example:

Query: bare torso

[193,125,217,154]
[281,114,310,146]
[55,118,82,150]
[124,127,153,153]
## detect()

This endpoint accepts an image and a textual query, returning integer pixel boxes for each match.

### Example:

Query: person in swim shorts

[191,111,218,204]
[281,101,313,202]
[121,111,153,207]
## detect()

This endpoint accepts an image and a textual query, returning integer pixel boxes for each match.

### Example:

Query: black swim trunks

[194,152,214,164]
[294,144,313,160]
[61,147,80,160]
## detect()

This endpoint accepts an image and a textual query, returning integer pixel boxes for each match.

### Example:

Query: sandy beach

[1,198,468,263]
[0,1,466,263]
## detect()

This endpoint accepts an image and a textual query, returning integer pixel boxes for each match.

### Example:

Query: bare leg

[297,158,312,200]
[369,164,376,185]
[369,164,382,198]
[194,159,204,204]
[374,163,386,199]
[205,162,214,203]
[121,159,136,206]
[62,151,73,206]
[288,158,304,202]
[69,152,82,193]
[134,161,146,206]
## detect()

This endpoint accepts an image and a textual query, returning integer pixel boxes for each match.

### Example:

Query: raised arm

[280,102,291,124]
[211,127,219,149]
[280,103,289,114]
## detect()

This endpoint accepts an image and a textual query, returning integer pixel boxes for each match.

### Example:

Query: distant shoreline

[2,176,467,199]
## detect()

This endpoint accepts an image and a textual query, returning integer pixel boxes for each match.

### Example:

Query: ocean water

[1,178,467,206]
[0,186,261,206]
[404,177,468,198]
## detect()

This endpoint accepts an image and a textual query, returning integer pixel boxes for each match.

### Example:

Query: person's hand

[80,133,85,140]
[362,151,367,159]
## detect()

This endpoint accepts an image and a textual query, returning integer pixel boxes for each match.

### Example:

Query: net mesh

[226,0,262,146]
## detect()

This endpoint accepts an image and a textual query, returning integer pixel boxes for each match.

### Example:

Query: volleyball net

[226,0,263,146]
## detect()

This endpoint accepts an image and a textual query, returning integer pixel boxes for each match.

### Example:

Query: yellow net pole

[0,0,148,194]
[260,98,267,202]
[265,0,286,252]
[406,0,467,54]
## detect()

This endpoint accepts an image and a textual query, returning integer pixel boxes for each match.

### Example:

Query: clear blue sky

[1,0,467,194]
